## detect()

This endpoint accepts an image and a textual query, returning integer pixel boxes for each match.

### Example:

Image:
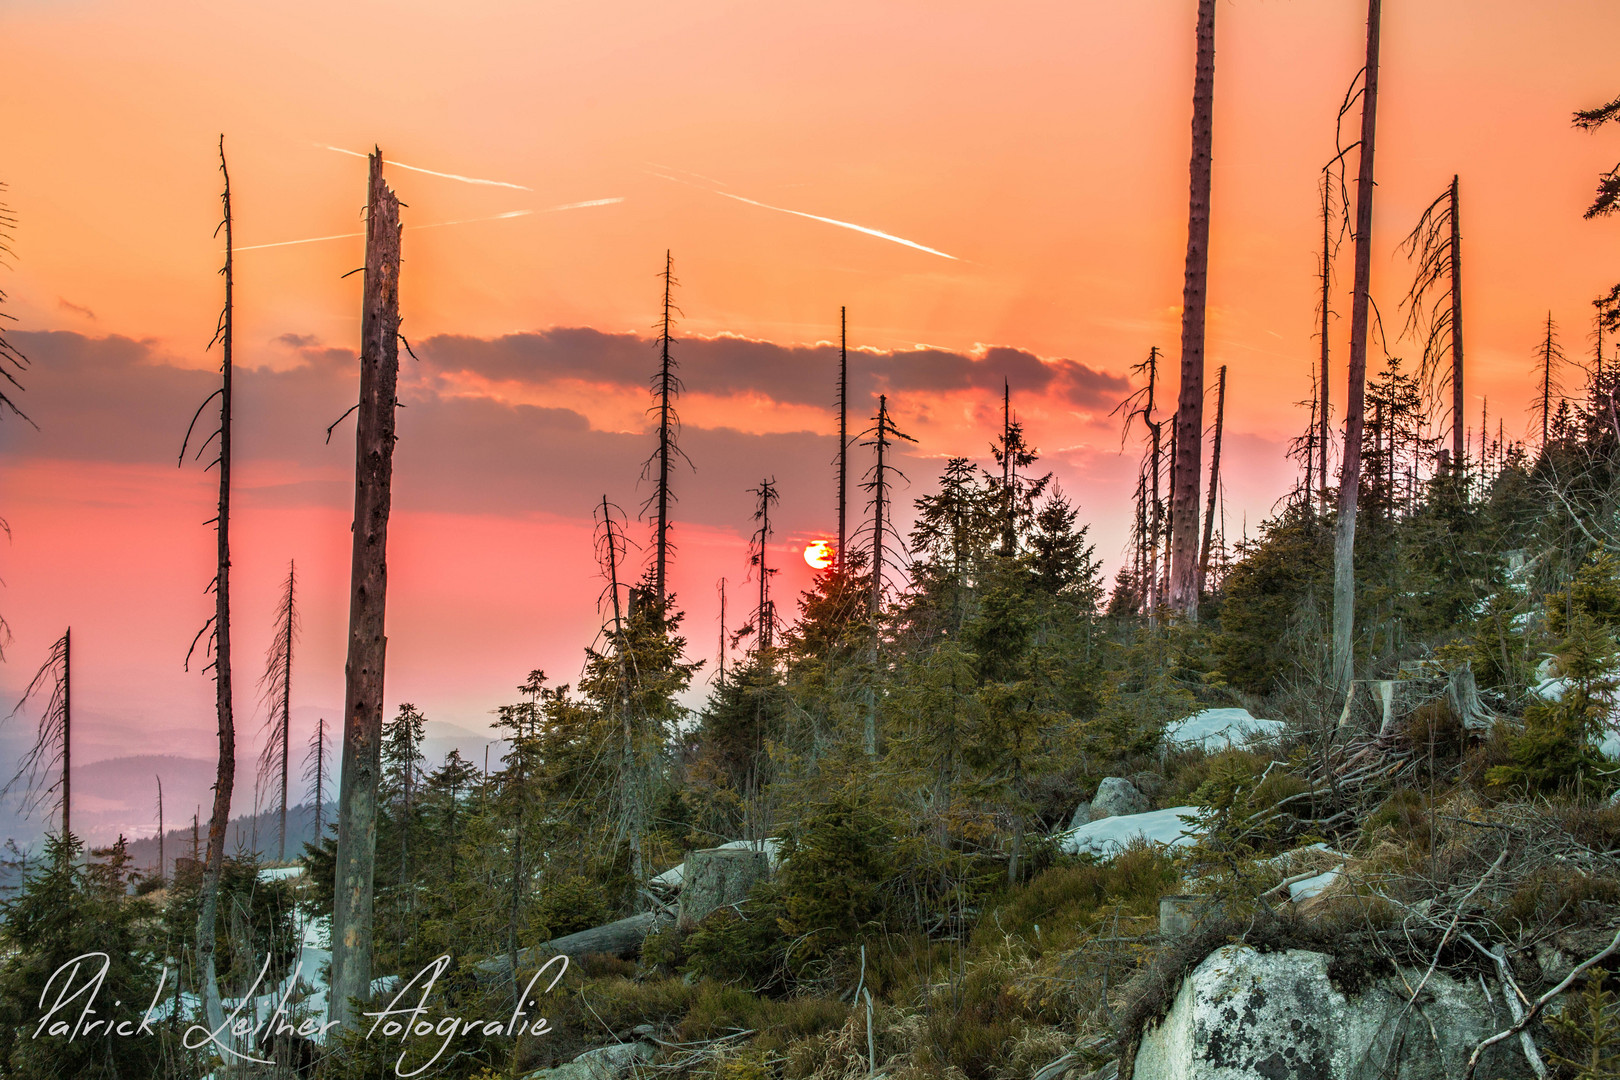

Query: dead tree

[1400,175,1466,464]
[3,628,70,838]
[154,775,163,884]
[176,137,237,1039]
[859,396,915,756]
[304,717,329,843]
[1199,365,1227,590]
[330,148,402,1031]
[837,306,850,572]
[747,478,780,652]
[716,579,728,689]
[257,560,298,862]
[1332,0,1383,693]
[1168,0,1217,619]
[642,251,689,603]
[1317,167,1343,511]
[1112,347,1165,614]
[596,495,645,887]
[0,183,35,658]
[1534,312,1566,447]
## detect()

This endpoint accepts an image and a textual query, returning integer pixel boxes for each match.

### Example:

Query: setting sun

[804,539,834,570]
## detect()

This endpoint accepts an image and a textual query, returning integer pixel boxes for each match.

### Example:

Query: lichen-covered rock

[1130,944,1526,1080]
[523,1040,655,1080]
[1089,777,1149,821]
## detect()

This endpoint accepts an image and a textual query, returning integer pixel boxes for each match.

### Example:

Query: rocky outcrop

[1129,944,1528,1080]
[522,1039,656,1080]
[1089,778,1150,821]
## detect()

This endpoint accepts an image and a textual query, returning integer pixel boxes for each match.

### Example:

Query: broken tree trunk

[194,137,235,1043]
[1168,0,1217,620]
[678,847,770,929]
[1331,0,1382,693]
[1198,364,1226,590]
[474,912,672,984]
[329,149,402,1032]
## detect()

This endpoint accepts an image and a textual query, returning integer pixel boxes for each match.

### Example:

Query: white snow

[1289,868,1342,902]
[1164,708,1285,753]
[1057,806,1203,857]
[257,865,305,881]
[649,837,782,890]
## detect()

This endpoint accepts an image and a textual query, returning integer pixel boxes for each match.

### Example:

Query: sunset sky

[2,1,1618,840]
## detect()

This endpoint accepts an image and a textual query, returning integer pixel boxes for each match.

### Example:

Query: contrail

[707,187,957,261]
[322,145,533,191]
[236,200,621,253]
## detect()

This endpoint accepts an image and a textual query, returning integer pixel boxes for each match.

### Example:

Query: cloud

[419,329,1130,413]
[57,298,95,321]
[275,332,320,348]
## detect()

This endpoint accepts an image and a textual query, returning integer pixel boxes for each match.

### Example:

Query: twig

[1465,923,1620,1078]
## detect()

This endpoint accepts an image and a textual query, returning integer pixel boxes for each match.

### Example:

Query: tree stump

[678,847,770,929]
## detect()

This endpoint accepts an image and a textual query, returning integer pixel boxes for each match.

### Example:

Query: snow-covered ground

[1164,708,1285,752]
[1056,806,1203,857]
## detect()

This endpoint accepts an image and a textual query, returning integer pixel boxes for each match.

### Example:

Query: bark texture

[1331,0,1383,692]
[1169,0,1217,619]
[329,149,402,1030]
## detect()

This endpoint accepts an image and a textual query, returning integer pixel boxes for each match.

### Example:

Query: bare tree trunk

[156,774,163,884]
[195,136,236,1041]
[1332,0,1382,693]
[1169,0,1217,619]
[1199,365,1226,589]
[1319,172,1333,511]
[1449,175,1465,463]
[1148,420,1162,614]
[329,149,402,1031]
[62,627,70,839]
[838,306,848,572]
[651,251,679,602]
[602,496,643,890]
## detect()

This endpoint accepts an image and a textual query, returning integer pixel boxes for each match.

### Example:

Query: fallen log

[474,911,672,982]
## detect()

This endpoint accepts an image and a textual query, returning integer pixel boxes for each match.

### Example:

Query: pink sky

[2,1,1618,836]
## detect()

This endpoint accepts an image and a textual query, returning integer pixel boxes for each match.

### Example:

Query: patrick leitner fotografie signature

[34,950,571,1077]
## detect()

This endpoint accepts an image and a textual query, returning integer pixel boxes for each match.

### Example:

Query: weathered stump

[678,847,770,928]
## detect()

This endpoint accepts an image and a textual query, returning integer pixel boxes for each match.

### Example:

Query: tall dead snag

[1112,347,1164,615]
[837,307,850,571]
[1199,365,1227,590]
[746,478,780,652]
[596,496,645,888]
[1168,0,1217,619]
[257,560,298,861]
[330,148,402,1031]
[304,717,329,842]
[175,137,237,1040]
[1332,0,1383,692]
[154,775,163,884]
[0,183,36,658]
[1400,175,1465,464]
[860,396,915,756]
[642,251,689,603]
[3,628,70,838]
[1317,168,1341,511]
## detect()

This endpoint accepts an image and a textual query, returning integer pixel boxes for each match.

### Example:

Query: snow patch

[1057,806,1203,857]
[1164,708,1285,752]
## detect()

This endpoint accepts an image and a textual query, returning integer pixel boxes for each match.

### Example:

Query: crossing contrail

[322,145,533,191]
[648,168,956,261]
[713,190,958,261]
[235,200,622,252]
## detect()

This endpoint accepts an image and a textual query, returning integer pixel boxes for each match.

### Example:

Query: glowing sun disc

[804,540,834,570]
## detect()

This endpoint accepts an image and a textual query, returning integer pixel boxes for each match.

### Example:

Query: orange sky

[2,0,1618,838]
